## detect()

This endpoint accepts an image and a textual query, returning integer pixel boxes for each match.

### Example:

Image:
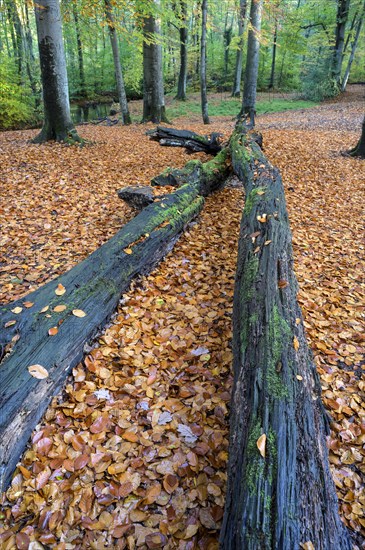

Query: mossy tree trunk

[0,150,229,493]
[33,0,81,144]
[219,125,351,549]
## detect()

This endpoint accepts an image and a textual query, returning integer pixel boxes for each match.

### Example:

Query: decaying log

[117,185,154,210]
[147,126,223,155]
[0,151,229,492]
[219,125,351,549]
[152,148,231,196]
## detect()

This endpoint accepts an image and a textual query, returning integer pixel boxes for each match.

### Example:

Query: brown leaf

[48,326,58,336]
[28,364,49,379]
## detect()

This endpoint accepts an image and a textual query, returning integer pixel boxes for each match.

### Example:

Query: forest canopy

[0,0,364,130]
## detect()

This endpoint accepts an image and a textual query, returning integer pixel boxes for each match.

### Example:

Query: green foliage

[0,58,38,130]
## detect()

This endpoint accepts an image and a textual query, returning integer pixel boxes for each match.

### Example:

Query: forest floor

[0,85,364,549]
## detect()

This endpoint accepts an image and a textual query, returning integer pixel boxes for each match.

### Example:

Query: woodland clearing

[0,86,364,548]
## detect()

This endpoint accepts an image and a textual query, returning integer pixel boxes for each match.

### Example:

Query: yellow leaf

[264,240,272,246]
[257,214,267,223]
[54,305,66,312]
[72,309,87,318]
[11,307,23,314]
[124,248,133,255]
[257,434,266,458]
[293,337,300,351]
[28,364,49,379]
[296,375,303,381]
[55,283,66,296]
[40,306,49,313]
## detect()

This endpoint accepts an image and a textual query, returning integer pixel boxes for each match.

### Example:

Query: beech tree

[175,0,188,100]
[33,0,80,143]
[232,0,248,97]
[200,0,210,124]
[240,0,263,126]
[104,0,131,124]
[142,0,168,123]
[348,115,365,158]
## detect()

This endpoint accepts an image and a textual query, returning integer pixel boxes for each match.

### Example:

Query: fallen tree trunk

[0,152,228,492]
[220,125,351,549]
[147,126,223,154]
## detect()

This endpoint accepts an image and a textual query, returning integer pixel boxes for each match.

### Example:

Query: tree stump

[147,126,222,155]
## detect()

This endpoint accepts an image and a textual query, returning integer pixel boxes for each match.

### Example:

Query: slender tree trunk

[331,0,351,88]
[73,0,86,97]
[348,116,365,158]
[32,0,81,143]
[232,0,248,97]
[343,8,359,55]
[104,0,131,124]
[223,13,233,84]
[341,2,365,91]
[241,0,263,126]
[194,1,201,80]
[268,20,278,89]
[142,0,168,123]
[175,0,188,100]
[200,0,210,124]
[5,0,23,77]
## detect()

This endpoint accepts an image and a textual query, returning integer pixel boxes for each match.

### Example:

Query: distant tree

[232,0,248,97]
[241,0,263,126]
[200,0,210,124]
[33,0,81,143]
[331,0,351,89]
[72,0,86,97]
[175,0,188,100]
[348,115,365,158]
[341,0,365,92]
[104,0,131,124]
[142,0,168,123]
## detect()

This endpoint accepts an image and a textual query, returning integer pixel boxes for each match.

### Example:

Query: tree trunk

[223,13,233,84]
[104,0,131,124]
[241,0,263,126]
[341,2,365,92]
[73,0,87,98]
[175,0,188,100]
[231,0,248,97]
[331,0,351,89]
[0,150,229,493]
[219,125,352,549]
[5,0,23,77]
[348,116,365,158]
[200,0,210,124]
[268,21,278,89]
[142,0,168,123]
[32,0,81,143]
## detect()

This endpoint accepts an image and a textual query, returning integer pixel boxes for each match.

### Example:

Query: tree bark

[223,12,233,84]
[231,0,248,97]
[241,0,263,126]
[331,0,351,89]
[142,0,168,123]
[104,0,131,125]
[341,2,365,92]
[219,125,352,549]
[175,0,188,100]
[148,126,222,154]
[0,151,229,493]
[73,0,87,98]
[268,21,278,89]
[347,115,365,158]
[200,0,210,124]
[32,0,81,143]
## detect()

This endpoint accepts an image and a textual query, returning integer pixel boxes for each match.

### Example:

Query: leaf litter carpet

[0,98,364,548]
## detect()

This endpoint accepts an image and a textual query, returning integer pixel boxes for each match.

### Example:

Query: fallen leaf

[72,309,87,318]
[28,364,49,379]
[11,306,22,314]
[124,248,133,254]
[293,336,300,351]
[257,433,266,458]
[55,283,66,296]
[48,326,58,336]
[54,305,67,312]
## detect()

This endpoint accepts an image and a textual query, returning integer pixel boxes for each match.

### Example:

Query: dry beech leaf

[264,240,272,245]
[296,375,303,381]
[256,213,267,223]
[257,434,266,458]
[48,326,58,336]
[124,248,133,254]
[11,306,22,314]
[293,336,300,351]
[40,306,49,313]
[54,304,66,312]
[72,309,87,318]
[5,320,16,327]
[55,283,66,295]
[300,543,315,550]
[278,279,289,288]
[23,301,34,308]
[28,364,49,379]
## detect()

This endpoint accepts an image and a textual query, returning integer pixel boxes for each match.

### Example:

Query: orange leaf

[278,280,289,289]
[48,326,58,336]
[293,337,300,351]
[54,305,66,312]
[257,434,266,458]
[55,283,66,296]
